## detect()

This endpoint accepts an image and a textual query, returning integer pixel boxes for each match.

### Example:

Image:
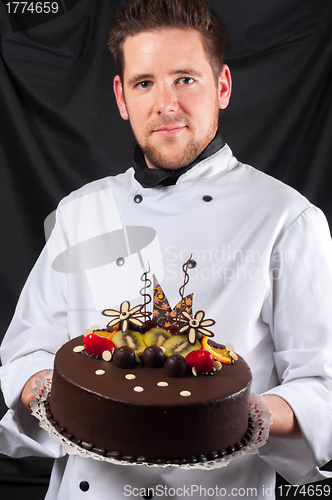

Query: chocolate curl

[177,255,192,326]
[139,263,152,321]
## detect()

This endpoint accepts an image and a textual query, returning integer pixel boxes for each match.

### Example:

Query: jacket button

[203,195,213,202]
[134,194,143,203]
[79,481,90,492]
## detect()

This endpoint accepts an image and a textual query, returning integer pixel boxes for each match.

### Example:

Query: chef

[1,0,332,498]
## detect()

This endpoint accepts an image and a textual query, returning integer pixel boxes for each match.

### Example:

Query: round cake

[47,335,252,464]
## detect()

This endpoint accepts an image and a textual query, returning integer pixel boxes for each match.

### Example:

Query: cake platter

[31,370,272,470]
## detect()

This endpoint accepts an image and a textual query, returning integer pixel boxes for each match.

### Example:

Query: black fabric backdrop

[0,0,332,497]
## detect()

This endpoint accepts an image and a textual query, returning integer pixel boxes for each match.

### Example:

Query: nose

[154,83,179,115]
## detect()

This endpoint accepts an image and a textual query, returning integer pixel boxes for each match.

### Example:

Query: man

[1,0,332,498]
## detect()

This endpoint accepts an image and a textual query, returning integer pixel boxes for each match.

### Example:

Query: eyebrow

[127,73,154,87]
[127,69,204,87]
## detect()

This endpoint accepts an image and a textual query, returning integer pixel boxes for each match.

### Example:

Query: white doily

[31,371,272,470]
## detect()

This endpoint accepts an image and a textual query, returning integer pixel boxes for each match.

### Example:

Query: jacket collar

[132,131,224,188]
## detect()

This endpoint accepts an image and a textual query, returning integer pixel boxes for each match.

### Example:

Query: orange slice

[201,336,232,364]
[93,325,117,339]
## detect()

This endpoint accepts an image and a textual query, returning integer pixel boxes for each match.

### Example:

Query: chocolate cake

[47,264,253,464]
[47,335,252,464]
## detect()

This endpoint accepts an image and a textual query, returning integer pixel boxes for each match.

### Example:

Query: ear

[113,75,129,120]
[218,64,232,110]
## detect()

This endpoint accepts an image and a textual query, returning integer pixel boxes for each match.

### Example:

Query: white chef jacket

[1,145,332,499]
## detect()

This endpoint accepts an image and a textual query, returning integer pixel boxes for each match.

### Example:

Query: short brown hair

[108,0,227,84]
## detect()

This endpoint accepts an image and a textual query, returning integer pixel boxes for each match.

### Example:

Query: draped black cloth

[1,1,331,497]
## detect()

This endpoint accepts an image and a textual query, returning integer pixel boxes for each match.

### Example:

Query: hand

[20,369,51,410]
[261,394,302,439]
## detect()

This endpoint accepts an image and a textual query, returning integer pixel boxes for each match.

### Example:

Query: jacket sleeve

[0,236,69,458]
[259,206,332,484]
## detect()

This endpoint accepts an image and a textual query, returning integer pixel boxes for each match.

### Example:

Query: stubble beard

[137,105,219,171]
[128,98,220,171]
[141,132,202,171]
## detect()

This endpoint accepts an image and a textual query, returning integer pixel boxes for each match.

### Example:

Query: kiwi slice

[112,330,146,356]
[163,334,201,358]
[143,327,172,347]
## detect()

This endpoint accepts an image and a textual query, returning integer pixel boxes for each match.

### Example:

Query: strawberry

[185,349,214,373]
[83,333,116,356]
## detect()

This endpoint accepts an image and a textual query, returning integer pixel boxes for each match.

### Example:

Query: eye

[178,77,195,85]
[135,80,152,90]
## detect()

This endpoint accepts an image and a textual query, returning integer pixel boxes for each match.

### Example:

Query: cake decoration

[71,259,219,375]
[177,309,215,345]
[143,327,171,347]
[73,257,239,377]
[95,370,105,376]
[111,329,146,356]
[214,361,222,371]
[83,333,116,357]
[113,345,136,369]
[201,336,234,365]
[186,349,214,374]
[102,300,147,335]
[180,391,191,397]
[141,345,165,368]
[139,262,152,321]
[73,345,84,353]
[164,353,187,377]
[152,277,192,329]
[102,350,112,362]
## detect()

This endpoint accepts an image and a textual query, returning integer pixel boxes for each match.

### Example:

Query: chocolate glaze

[49,336,252,461]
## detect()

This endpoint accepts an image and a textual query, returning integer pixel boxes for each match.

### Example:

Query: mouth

[152,125,187,137]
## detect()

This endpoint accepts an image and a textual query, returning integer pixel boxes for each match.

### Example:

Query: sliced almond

[157,381,168,387]
[134,386,144,392]
[180,390,191,397]
[125,374,136,380]
[83,329,93,337]
[214,361,222,371]
[192,367,198,377]
[91,325,100,330]
[102,350,112,362]
[73,345,84,353]
[95,370,105,375]
[135,353,141,363]
[229,351,238,361]
[225,342,234,352]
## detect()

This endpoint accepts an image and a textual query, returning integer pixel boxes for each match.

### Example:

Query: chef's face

[114,28,231,171]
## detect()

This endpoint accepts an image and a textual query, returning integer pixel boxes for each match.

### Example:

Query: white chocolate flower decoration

[178,310,215,345]
[102,301,147,335]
